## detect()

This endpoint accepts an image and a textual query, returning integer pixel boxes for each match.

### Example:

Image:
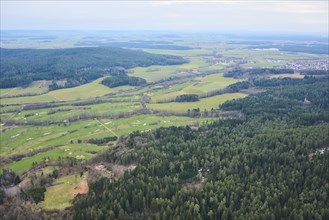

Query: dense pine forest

[0,47,186,88]
[72,77,329,219]
[101,72,147,88]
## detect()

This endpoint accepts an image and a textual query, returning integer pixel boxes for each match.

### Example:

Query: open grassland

[0,120,104,157]
[0,78,132,104]
[129,57,210,82]
[148,93,247,113]
[130,65,186,82]
[150,82,195,98]
[98,114,209,135]
[0,88,13,97]
[1,115,211,173]
[151,73,240,102]
[12,102,141,122]
[48,77,132,101]
[0,81,50,98]
[0,106,21,114]
[0,113,15,121]
[2,144,104,174]
[0,94,58,105]
[40,174,88,210]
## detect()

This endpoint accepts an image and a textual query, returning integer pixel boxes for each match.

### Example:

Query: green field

[12,102,141,122]
[40,173,88,210]
[129,65,185,82]
[148,93,247,113]
[0,94,58,105]
[151,73,240,102]
[129,56,210,82]
[0,81,50,98]
[2,144,104,174]
[48,77,132,101]
[98,114,209,135]
[0,78,132,104]
[1,115,211,173]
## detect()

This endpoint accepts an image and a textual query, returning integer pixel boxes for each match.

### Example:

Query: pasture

[0,78,132,104]
[0,80,55,98]
[2,144,106,174]
[148,93,247,113]
[12,102,141,122]
[129,56,210,82]
[48,77,132,101]
[1,115,211,174]
[40,173,89,210]
[151,73,240,102]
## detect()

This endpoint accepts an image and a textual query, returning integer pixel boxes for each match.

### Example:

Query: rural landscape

[1,1,329,220]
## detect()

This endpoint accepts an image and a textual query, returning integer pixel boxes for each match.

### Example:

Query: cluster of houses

[284,60,328,71]
[206,56,246,66]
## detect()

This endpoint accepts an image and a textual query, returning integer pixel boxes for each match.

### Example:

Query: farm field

[3,144,104,174]
[0,78,132,104]
[0,94,58,105]
[48,77,132,101]
[148,93,247,113]
[129,56,212,82]
[1,114,211,174]
[150,73,240,102]
[130,65,187,82]
[0,81,50,98]
[40,173,89,210]
[11,102,141,122]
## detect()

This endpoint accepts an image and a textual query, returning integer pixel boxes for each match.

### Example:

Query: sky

[1,1,328,34]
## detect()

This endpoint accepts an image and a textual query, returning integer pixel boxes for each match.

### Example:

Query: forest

[71,77,329,220]
[101,72,147,88]
[175,94,199,102]
[0,47,186,88]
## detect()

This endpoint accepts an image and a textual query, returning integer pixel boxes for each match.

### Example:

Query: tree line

[101,72,147,88]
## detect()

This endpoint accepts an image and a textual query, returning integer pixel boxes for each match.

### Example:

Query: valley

[0,31,328,219]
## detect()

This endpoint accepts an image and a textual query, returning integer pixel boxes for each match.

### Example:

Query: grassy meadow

[150,73,240,102]
[1,114,211,174]
[0,77,132,104]
[148,93,247,113]
[40,173,89,210]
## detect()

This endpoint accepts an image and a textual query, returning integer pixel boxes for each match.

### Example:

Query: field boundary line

[94,118,118,137]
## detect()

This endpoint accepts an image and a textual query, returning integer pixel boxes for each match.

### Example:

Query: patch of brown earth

[72,180,88,195]
[184,180,202,190]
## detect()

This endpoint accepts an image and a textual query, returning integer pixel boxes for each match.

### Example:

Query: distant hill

[0,47,187,88]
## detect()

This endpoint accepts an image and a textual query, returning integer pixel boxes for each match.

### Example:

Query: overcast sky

[1,1,328,34]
